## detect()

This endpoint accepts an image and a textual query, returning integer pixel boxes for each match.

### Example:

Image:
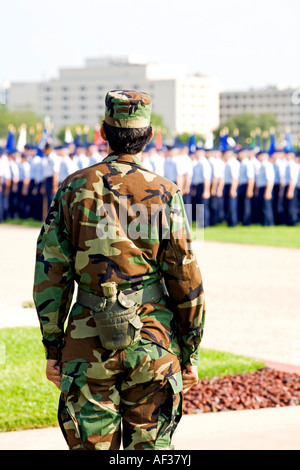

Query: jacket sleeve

[158,190,206,368]
[33,187,75,360]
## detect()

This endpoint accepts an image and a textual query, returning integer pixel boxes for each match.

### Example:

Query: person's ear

[100,124,107,141]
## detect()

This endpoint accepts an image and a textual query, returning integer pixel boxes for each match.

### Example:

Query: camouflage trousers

[58,339,183,450]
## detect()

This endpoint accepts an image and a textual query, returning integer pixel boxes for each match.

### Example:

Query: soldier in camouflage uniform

[33,90,206,450]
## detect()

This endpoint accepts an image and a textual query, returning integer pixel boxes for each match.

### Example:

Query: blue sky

[1,0,299,91]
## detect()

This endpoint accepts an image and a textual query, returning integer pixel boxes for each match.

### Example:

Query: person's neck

[108,145,142,160]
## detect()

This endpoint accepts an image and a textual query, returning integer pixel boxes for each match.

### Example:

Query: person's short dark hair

[103,121,152,155]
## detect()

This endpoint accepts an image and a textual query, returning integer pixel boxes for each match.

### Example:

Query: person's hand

[230,188,237,198]
[264,190,272,200]
[46,359,62,389]
[286,188,294,200]
[182,364,199,394]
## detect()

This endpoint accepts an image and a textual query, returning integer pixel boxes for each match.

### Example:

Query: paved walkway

[1,406,299,450]
[0,224,300,450]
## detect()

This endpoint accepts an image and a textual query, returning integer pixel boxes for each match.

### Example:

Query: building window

[79,96,86,100]
[63,96,69,101]
[62,87,69,91]
[80,86,86,91]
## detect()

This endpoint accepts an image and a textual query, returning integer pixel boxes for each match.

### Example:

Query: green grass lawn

[3,219,300,249]
[192,222,300,248]
[0,327,265,432]
[3,218,43,228]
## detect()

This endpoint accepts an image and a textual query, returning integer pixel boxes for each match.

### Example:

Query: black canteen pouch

[91,291,143,350]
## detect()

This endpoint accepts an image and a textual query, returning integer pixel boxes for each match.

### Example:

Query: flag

[83,125,89,145]
[74,126,82,146]
[155,128,162,151]
[205,132,214,149]
[29,127,35,144]
[16,124,27,152]
[189,134,196,154]
[64,127,74,144]
[268,128,276,155]
[6,125,15,152]
[262,131,269,151]
[284,128,293,152]
[219,128,228,150]
[36,123,42,144]
[233,128,239,146]
[249,131,256,149]
[255,128,261,150]
[93,124,103,146]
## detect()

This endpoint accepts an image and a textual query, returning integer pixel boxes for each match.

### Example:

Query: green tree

[214,112,279,147]
[0,104,42,140]
[150,112,167,132]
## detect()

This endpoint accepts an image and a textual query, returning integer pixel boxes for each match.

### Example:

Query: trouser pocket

[58,372,83,450]
[154,370,183,450]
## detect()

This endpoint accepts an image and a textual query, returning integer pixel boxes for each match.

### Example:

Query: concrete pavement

[0,406,299,450]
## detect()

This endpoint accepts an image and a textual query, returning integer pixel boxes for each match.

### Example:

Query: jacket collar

[102,153,143,167]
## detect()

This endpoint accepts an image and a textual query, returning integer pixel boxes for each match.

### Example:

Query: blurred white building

[5,56,221,138]
[220,85,300,139]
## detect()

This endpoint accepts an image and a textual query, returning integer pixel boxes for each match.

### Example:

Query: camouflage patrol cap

[104,90,152,129]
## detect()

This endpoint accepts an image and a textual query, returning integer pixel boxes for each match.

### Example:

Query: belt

[77,279,167,311]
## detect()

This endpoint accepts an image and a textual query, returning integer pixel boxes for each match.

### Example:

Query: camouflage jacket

[33,153,206,367]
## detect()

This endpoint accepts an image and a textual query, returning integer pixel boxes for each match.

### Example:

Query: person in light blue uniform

[76,144,90,169]
[0,148,4,222]
[1,149,12,221]
[223,149,240,227]
[237,148,255,226]
[163,146,177,183]
[58,150,79,184]
[272,150,286,224]
[29,148,44,221]
[190,148,211,227]
[255,151,275,226]
[283,150,299,226]
[8,149,20,219]
[43,143,61,210]
[207,148,221,226]
[296,152,300,222]
[174,146,194,225]
[17,152,31,218]
[250,149,262,224]
[87,143,103,166]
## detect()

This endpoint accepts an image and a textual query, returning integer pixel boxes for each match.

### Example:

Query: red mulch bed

[183,367,300,414]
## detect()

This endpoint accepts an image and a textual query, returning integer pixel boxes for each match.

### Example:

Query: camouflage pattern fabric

[58,339,182,450]
[33,151,206,450]
[104,90,152,128]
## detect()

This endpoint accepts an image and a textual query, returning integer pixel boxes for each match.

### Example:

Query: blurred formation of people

[0,139,107,223]
[141,142,300,228]
[0,127,299,228]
